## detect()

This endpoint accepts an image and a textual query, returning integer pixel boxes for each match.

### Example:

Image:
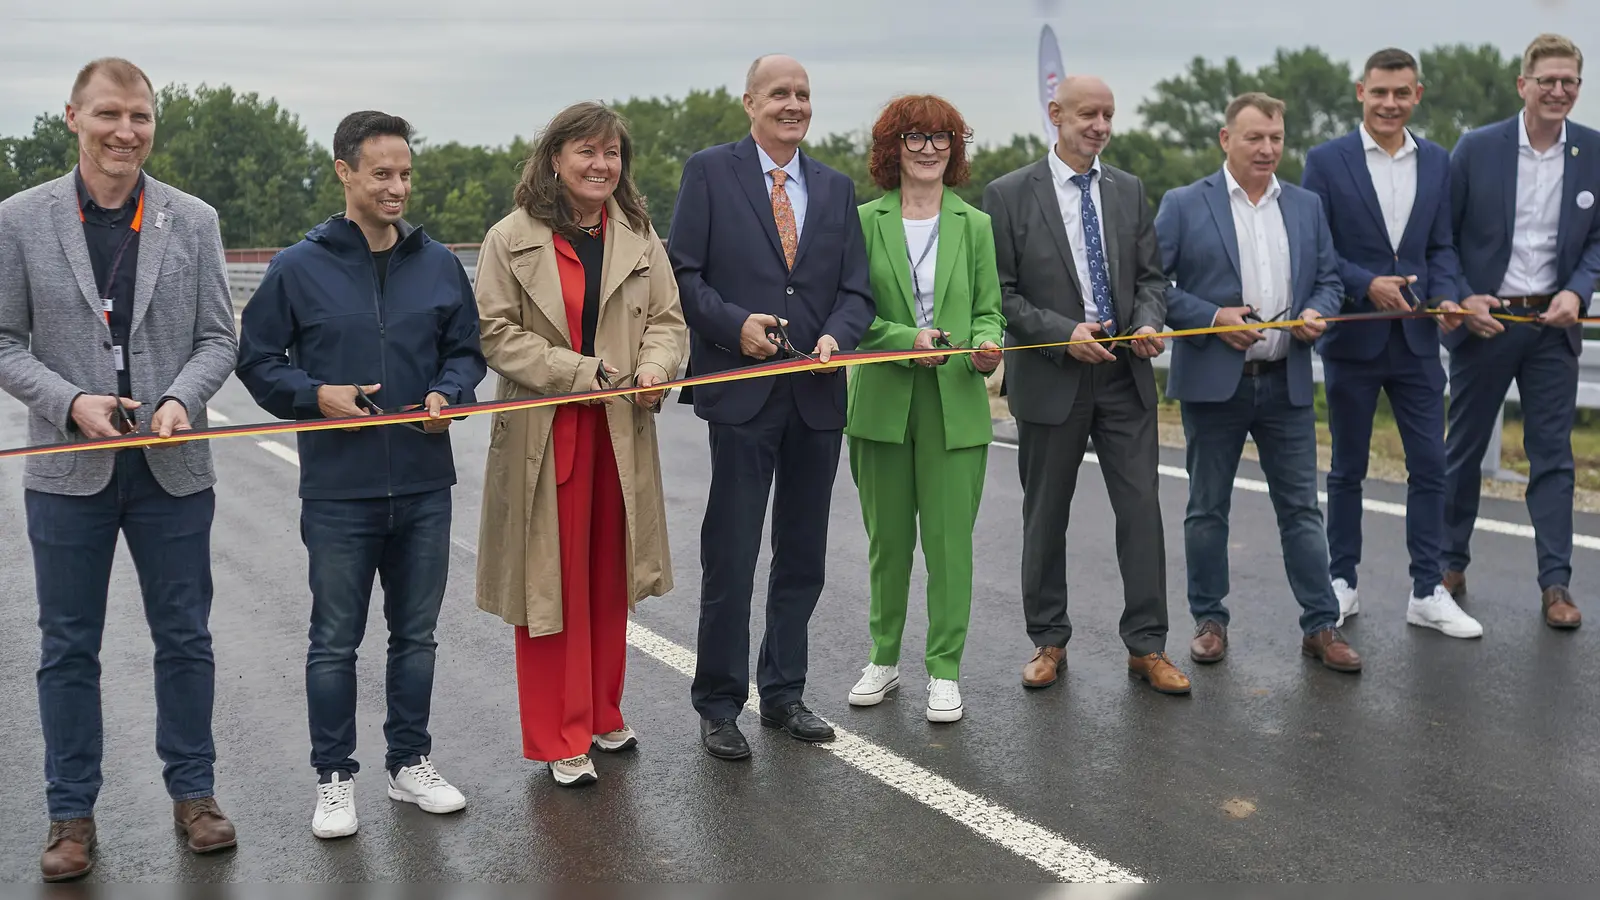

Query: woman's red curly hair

[868,94,974,191]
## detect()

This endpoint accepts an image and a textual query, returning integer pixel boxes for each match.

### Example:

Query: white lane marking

[248,436,1143,883]
[207,407,231,424]
[992,441,1599,552]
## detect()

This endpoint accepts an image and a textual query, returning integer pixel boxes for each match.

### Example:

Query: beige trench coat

[473,197,687,636]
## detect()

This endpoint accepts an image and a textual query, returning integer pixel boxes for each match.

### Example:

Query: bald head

[746,54,807,95]
[1048,74,1115,171]
[743,54,812,160]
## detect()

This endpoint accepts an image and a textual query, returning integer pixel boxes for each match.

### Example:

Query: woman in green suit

[846,95,1004,723]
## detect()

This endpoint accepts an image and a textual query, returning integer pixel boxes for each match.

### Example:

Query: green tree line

[1,44,1523,248]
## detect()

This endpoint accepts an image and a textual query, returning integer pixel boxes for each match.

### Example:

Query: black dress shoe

[700,718,751,760]
[758,701,835,742]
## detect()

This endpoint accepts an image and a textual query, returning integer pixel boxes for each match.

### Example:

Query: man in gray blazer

[983,75,1190,695]
[1155,92,1361,673]
[0,58,238,882]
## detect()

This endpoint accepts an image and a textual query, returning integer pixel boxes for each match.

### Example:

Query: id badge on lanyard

[85,190,144,374]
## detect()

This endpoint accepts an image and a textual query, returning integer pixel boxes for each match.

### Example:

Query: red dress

[513,216,629,763]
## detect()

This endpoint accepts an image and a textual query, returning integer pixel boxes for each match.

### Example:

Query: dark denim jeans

[1181,367,1340,636]
[25,449,217,821]
[300,487,451,779]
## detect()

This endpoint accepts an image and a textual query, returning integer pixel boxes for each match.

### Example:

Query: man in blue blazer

[667,54,874,760]
[1156,92,1361,672]
[1301,48,1480,639]
[1444,33,1600,629]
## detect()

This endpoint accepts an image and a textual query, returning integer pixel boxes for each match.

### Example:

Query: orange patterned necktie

[770,168,798,270]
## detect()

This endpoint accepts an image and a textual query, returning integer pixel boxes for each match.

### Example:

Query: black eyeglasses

[1534,75,1582,93]
[900,131,953,152]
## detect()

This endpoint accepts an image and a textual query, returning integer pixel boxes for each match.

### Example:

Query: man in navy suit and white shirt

[1444,33,1600,629]
[668,54,874,760]
[1155,92,1362,671]
[1301,48,1479,639]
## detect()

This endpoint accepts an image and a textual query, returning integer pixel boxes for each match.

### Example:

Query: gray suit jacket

[0,170,238,496]
[983,156,1167,425]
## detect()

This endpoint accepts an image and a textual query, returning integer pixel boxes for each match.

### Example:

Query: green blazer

[845,187,1006,450]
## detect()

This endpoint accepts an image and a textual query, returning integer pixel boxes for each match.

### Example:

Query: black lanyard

[79,189,145,325]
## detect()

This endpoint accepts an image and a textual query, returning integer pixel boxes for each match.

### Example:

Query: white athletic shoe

[926,679,963,723]
[1333,578,1359,626]
[387,756,466,814]
[312,772,358,839]
[848,663,900,706]
[593,726,638,752]
[550,755,598,787]
[1407,585,1484,639]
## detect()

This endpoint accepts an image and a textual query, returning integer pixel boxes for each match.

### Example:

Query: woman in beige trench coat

[473,101,687,787]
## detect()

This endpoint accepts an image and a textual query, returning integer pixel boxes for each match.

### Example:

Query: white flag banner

[1038,24,1065,146]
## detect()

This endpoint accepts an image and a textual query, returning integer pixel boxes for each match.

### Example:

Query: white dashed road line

[243,430,1145,883]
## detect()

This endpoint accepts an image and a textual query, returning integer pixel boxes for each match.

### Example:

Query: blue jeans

[25,449,217,821]
[300,488,452,778]
[1181,367,1340,636]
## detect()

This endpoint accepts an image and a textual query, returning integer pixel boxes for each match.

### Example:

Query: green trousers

[848,366,989,680]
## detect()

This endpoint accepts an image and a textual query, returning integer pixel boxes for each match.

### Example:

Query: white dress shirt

[903,215,938,327]
[1046,148,1108,321]
[1223,167,1293,362]
[756,142,808,243]
[1360,124,1418,251]
[1499,113,1567,297]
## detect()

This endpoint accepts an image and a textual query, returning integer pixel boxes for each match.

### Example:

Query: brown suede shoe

[1190,621,1227,664]
[41,817,95,882]
[1302,627,1362,673]
[1128,652,1191,694]
[1022,646,1065,688]
[174,797,237,853]
[1542,586,1582,630]
[1442,570,1467,600]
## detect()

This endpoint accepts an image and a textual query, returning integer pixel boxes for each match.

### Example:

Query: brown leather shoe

[1442,570,1467,600]
[174,797,237,853]
[1022,646,1064,688]
[41,817,95,882]
[1127,652,1191,694]
[1302,627,1362,673]
[1542,586,1582,630]
[1189,621,1227,664]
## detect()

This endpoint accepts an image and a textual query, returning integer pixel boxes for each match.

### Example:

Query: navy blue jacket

[235,215,486,500]
[667,135,874,429]
[1300,128,1462,362]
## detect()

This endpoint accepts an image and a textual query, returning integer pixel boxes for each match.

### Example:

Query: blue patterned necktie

[1069,172,1116,333]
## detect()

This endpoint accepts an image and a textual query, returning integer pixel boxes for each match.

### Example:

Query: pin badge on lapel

[154,211,169,229]
[1580,190,1595,210]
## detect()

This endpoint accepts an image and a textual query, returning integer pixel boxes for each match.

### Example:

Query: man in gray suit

[983,75,1190,695]
[0,58,239,882]
[1154,92,1362,672]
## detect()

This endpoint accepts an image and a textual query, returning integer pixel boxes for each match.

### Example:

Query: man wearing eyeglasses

[1442,33,1599,630]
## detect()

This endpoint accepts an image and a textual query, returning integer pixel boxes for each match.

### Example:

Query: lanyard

[79,189,145,326]
[904,217,939,313]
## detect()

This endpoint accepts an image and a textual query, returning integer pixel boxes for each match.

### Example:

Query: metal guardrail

[226,248,479,308]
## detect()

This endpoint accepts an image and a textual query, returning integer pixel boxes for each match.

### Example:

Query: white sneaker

[1333,578,1359,626]
[593,725,638,752]
[550,754,598,787]
[848,663,900,706]
[387,756,466,814]
[926,678,963,723]
[1407,585,1484,639]
[312,772,358,839]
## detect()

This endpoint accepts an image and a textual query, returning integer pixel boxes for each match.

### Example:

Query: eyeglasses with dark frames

[1533,75,1582,93]
[900,131,954,152]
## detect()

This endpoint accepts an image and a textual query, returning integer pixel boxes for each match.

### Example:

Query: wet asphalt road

[1,372,1598,883]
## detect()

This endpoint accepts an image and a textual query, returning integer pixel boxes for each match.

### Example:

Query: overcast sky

[2,0,1593,152]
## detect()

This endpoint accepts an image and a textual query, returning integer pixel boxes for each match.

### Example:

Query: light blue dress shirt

[756,142,808,244]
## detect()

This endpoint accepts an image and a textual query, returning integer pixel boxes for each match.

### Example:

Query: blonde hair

[1522,34,1583,75]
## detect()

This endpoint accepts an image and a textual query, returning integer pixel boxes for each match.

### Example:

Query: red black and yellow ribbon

[0,306,1593,461]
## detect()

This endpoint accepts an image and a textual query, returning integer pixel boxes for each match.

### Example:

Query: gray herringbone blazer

[0,170,238,496]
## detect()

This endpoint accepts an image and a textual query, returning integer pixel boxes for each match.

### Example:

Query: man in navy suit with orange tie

[1444,33,1600,628]
[1301,48,1479,639]
[668,54,874,760]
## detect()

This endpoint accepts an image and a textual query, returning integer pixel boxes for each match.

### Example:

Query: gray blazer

[982,156,1167,425]
[0,170,238,496]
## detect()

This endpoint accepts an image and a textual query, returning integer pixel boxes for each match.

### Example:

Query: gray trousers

[1016,357,1168,656]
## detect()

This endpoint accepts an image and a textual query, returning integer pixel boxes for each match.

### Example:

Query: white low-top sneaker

[593,726,638,752]
[550,755,598,787]
[926,678,963,723]
[1407,585,1484,639]
[312,772,358,839]
[387,756,466,814]
[1333,578,1359,626]
[848,663,899,706]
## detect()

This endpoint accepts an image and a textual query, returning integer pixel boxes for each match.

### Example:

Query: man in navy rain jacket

[235,110,485,840]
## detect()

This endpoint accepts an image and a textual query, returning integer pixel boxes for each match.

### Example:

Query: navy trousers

[1443,323,1579,590]
[1323,323,1448,598]
[691,375,842,721]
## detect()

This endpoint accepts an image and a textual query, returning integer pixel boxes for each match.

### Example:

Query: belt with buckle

[1500,294,1554,307]
[1240,358,1287,377]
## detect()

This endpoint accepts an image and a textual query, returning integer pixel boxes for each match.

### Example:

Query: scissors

[764,320,817,363]
[351,384,436,434]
